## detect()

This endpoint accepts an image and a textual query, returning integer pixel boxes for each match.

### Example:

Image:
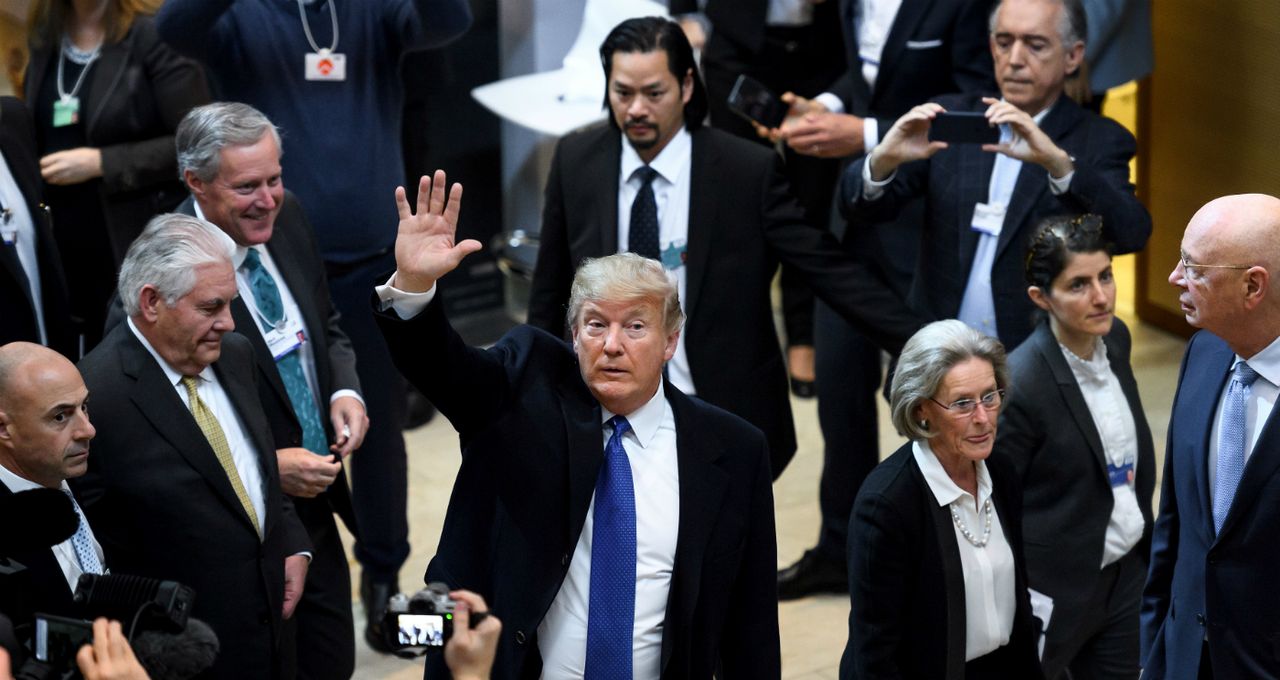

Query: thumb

[453,599,471,637]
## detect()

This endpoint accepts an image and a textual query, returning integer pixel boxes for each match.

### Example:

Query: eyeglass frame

[1178,249,1254,274]
[928,388,1005,417]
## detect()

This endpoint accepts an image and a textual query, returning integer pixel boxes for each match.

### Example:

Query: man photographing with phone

[843,0,1151,351]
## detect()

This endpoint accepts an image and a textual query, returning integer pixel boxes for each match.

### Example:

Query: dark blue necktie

[1214,361,1260,534]
[242,249,328,455]
[628,166,659,260]
[584,415,636,680]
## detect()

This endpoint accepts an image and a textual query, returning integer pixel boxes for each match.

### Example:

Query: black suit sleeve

[760,152,927,354]
[1054,121,1151,254]
[844,490,912,679]
[994,351,1048,485]
[527,142,573,336]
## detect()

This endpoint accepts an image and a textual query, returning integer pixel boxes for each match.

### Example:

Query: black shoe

[777,549,847,601]
[361,573,400,655]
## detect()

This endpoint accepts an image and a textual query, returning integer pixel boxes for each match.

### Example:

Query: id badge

[264,315,307,360]
[661,240,688,271]
[52,97,80,127]
[970,202,1006,236]
[1,226,16,245]
[305,51,347,81]
[1107,461,1135,487]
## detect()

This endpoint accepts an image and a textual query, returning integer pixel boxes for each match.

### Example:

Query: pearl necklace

[950,497,993,548]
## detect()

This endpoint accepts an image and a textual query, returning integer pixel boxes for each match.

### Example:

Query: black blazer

[73,325,310,679]
[177,193,360,533]
[843,92,1152,349]
[840,443,1042,679]
[0,97,75,357]
[25,15,209,262]
[526,124,925,476]
[995,318,1155,660]
[375,296,781,680]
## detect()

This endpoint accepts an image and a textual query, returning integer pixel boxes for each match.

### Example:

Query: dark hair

[598,16,707,132]
[1024,214,1113,292]
[28,0,150,49]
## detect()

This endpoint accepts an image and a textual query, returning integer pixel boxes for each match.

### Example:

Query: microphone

[131,618,220,680]
[0,488,78,555]
[74,574,196,633]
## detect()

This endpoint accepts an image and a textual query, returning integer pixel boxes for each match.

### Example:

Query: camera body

[381,582,457,657]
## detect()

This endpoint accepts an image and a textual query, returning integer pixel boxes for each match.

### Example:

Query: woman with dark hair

[841,319,1042,680]
[994,214,1155,679]
[25,0,207,351]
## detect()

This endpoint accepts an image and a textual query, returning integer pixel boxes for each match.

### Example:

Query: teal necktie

[242,248,328,455]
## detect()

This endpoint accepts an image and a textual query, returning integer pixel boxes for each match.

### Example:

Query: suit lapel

[597,131,621,256]
[1034,324,1108,475]
[1183,336,1233,543]
[994,100,1080,261]
[838,0,874,114]
[957,142,994,276]
[83,40,130,141]
[873,0,932,103]
[118,330,261,535]
[912,459,966,679]
[683,129,715,322]
[214,344,279,537]
[1218,354,1280,542]
[557,378,604,551]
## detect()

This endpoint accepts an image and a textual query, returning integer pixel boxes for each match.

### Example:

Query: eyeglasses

[929,389,1005,416]
[1179,250,1252,275]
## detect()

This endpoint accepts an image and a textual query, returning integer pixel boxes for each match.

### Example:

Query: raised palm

[393,170,482,293]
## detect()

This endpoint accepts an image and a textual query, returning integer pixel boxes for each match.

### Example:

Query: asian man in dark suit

[1142,194,1280,679]
[174,102,366,675]
[376,170,780,679]
[0,97,74,358]
[527,17,926,479]
[74,214,311,680]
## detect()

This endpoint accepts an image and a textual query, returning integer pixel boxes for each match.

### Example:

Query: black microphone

[0,488,78,555]
[74,574,196,633]
[131,618,220,680]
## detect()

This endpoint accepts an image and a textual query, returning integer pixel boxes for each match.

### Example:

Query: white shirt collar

[0,460,74,494]
[620,126,692,188]
[912,439,993,507]
[1059,336,1110,384]
[1235,333,1280,388]
[601,379,668,450]
[126,316,216,387]
[188,202,259,269]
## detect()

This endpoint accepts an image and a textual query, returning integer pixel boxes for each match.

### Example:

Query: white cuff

[1048,169,1074,195]
[814,92,844,115]
[863,117,880,152]
[861,157,896,201]
[328,389,364,407]
[375,273,437,320]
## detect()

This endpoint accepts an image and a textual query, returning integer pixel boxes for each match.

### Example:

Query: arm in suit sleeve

[761,154,927,354]
[98,19,211,195]
[840,150,931,226]
[526,143,574,337]
[843,491,910,679]
[154,0,236,60]
[277,495,313,556]
[719,436,781,678]
[385,0,473,53]
[1053,119,1151,254]
[993,356,1048,486]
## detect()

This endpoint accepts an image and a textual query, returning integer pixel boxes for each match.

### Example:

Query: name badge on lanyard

[305,49,347,81]
[52,97,81,127]
[1107,460,1135,487]
[1,225,16,246]
[970,202,1006,236]
[264,313,308,361]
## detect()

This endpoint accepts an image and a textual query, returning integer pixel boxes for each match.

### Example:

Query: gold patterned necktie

[181,375,262,537]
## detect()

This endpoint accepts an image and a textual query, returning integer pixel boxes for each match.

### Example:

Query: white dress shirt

[126,318,268,527]
[0,151,45,344]
[1058,337,1144,567]
[0,465,106,591]
[766,0,813,25]
[913,440,1016,661]
[616,128,696,395]
[538,383,680,680]
[813,0,904,153]
[192,204,362,411]
[1207,334,1280,496]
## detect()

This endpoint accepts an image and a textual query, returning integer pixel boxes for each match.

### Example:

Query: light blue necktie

[64,489,103,575]
[1214,361,1260,534]
[242,248,327,455]
[584,415,636,680]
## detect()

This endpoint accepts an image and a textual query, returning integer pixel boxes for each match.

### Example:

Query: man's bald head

[0,342,95,488]
[1185,194,1280,271]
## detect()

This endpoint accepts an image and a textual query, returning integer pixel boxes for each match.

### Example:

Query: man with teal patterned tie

[176,102,367,678]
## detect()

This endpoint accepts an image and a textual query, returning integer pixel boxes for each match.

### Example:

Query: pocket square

[906,39,944,49]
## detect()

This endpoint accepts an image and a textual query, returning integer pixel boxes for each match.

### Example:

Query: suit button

[561,553,569,566]
[1196,614,1206,626]
[514,630,526,645]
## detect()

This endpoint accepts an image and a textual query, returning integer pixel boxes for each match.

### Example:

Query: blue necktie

[584,416,636,680]
[1214,361,1260,534]
[242,249,328,455]
[628,166,660,260]
[64,489,103,575]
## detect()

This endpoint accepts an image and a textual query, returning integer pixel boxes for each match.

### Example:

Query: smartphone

[34,613,94,669]
[928,111,999,145]
[396,613,448,648]
[727,74,788,129]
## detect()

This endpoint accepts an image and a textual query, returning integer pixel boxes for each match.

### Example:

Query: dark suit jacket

[527,124,925,476]
[843,92,1152,349]
[73,325,310,679]
[0,97,75,357]
[840,443,1042,679]
[375,296,780,680]
[1141,331,1280,678]
[177,193,359,533]
[25,15,209,262]
[995,318,1155,663]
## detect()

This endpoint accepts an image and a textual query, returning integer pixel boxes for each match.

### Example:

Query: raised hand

[868,103,949,180]
[392,170,482,293]
[981,97,1073,177]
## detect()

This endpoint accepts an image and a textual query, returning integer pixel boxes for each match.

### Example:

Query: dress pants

[291,495,356,680]
[1042,549,1144,680]
[325,250,411,582]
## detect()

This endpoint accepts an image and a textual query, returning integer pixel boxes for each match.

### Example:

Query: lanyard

[296,0,340,54]
[57,37,100,102]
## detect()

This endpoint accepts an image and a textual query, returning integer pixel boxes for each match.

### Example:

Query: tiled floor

[342,312,1187,679]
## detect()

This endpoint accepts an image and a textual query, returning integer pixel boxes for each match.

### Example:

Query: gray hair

[118,213,236,317]
[889,320,1009,440]
[989,0,1086,48]
[176,102,281,183]
[566,253,684,335]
